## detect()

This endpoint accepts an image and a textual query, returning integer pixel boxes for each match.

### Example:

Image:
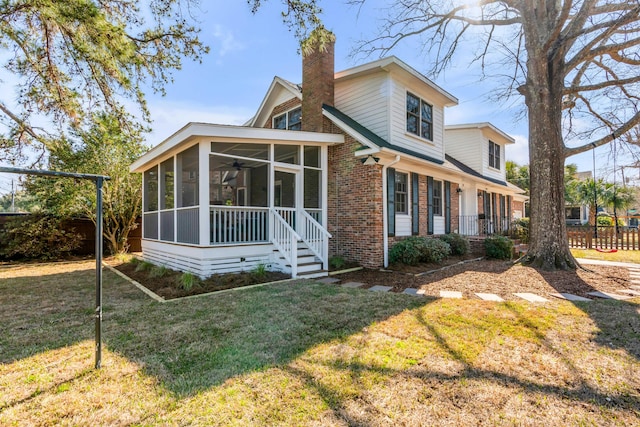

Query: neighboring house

[130,37,526,278]
[566,171,592,225]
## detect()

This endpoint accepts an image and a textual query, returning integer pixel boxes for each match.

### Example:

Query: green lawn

[1,261,639,426]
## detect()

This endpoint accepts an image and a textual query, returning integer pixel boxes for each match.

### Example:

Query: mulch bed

[112,261,289,300]
[336,259,631,300]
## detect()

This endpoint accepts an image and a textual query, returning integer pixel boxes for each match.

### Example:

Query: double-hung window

[406,92,433,140]
[395,172,408,214]
[273,107,302,130]
[433,180,442,216]
[489,141,501,170]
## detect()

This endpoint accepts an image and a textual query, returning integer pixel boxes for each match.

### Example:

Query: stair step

[297,269,329,279]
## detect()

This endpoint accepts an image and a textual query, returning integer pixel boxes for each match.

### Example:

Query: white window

[273,107,302,130]
[489,141,501,170]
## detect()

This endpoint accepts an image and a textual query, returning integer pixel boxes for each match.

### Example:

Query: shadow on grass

[536,269,640,360]
[0,265,430,397]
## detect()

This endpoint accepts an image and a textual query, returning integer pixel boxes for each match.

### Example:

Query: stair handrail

[269,208,301,277]
[299,209,331,270]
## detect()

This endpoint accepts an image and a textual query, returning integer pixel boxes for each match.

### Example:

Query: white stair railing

[299,209,332,271]
[270,208,301,278]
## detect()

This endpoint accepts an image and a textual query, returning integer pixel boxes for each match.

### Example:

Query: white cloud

[505,134,529,165]
[212,25,246,57]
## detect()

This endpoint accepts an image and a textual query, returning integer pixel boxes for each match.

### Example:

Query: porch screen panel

[143,167,158,212]
[177,208,199,244]
[160,158,174,210]
[387,168,396,236]
[411,173,419,235]
[143,213,158,239]
[177,145,199,208]
[427,176,434,235]
[160,211,174,241]
[444,181,451,234]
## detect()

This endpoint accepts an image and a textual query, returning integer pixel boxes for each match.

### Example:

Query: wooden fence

[567,226,640,250]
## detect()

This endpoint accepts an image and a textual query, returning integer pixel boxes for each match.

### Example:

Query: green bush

[510,217,529,243]
[178,272,199,291]
[329,255,346,270]
[0,215,81,260]
[389,237,451,265]
[251,263,268,279]
[438,233,469,256]
[597,215,613,226]
[484,235,514,260]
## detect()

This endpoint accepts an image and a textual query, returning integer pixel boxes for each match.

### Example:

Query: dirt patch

[336,259,631,300]
[112,261,289,300]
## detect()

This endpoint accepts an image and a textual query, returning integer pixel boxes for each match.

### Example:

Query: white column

[198,140,210,246]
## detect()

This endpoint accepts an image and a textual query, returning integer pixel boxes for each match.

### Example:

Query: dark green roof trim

[445,154,508,187]
[323,104,444,165]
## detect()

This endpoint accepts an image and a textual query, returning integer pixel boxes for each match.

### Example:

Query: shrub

[389,237,451,265]
[389,237,424,265]
[438,233,469,256]
[251,263,268,279]
[510,217,529,243]
[484,235,514,260]
[134,260,154,273]
[329,255,346,270]
[149,265,169,278]
[0,215,81,260]
[420,238,451,263]
[597,215,613,226]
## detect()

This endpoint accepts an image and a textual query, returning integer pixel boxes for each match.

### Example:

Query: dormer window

[489,140,501,170]
[406,92,433,141]
[273,107,302,130]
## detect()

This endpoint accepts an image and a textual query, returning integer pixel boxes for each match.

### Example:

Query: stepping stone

[403,288,422,296]
[617,289,640,296]
[440,290,463,299]
[317,277,340,284]
[369,285,392,292]
[341,281,364,288]
[475,293,504,302]
[514,293,549,303]
[586,291,633,300]
[549,293,592,302]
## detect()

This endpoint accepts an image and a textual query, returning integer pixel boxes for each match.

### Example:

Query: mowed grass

[1,261,639,426]
[572,248,640,264]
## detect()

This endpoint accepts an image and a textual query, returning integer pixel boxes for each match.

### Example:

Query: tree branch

[564,109,640,158]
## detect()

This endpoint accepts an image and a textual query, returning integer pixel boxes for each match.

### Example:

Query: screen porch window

[406,92,433,140]
[489,141,501,169]
[273,107,302,130]
[395,172,408,214]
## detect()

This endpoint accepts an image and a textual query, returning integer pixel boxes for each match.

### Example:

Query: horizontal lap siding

[445,129,482,172]
[334,72,390,141]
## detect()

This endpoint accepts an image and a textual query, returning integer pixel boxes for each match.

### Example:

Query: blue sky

[0,1,631,197]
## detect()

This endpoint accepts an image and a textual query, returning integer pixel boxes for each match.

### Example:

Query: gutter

[382,155,401,268]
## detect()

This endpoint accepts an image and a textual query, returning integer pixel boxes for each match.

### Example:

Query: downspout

[382,155,401,268]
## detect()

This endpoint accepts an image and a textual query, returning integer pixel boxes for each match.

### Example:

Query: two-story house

[130,36,526,278]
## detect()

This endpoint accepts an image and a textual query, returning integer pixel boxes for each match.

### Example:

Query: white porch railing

[299,209,331,270]
[210,206,269,244]
[270,208,301,277]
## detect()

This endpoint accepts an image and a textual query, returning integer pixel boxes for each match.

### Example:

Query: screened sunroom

[131,123,343,278]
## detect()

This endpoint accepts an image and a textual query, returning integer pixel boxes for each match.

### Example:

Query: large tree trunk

[519,5,577,270]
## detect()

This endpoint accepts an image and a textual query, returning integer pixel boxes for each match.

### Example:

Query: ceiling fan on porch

[221,159,246,171]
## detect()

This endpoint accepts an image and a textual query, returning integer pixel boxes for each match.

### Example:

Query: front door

[274,169,298,228]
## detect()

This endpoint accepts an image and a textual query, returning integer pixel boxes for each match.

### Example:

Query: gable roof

[445,154,508,187]
[445,123,516,145]
[248,76,302,127]
[335,56,458,107]
[322,104,444,165]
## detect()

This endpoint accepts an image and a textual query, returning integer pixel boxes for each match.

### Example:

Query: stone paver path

[475,293,504,302]
[369,285,392,292]
[317,277,340,284]
[403,288,421,296]
[549,293,592,302]
[440,290,463,299]
[587,291,633,300]
[341,281,364,288]
[514,293,549,303]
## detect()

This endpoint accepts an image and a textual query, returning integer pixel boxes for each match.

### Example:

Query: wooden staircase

[274,241,328,279]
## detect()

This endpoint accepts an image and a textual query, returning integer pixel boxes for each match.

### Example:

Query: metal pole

[593,144,598,239]
[95,177,103,369]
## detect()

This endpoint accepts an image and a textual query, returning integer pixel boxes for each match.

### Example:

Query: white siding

[433,216,445,235]
[334,71,391,141]
[482,139,505,181]
[387,74,445,162]
[445,129,482,172]
[396,214,412,236]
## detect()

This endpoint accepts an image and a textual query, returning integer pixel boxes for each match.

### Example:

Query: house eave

[130,123,343,172]
[248,76,302,128]
[445,122,516,144]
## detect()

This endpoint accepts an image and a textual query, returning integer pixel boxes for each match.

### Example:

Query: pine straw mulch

[335,259,632,300]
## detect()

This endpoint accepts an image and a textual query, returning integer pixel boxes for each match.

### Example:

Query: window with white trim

[406,92,433,140]
[489,141,501,170]
[273,107,302,130]
[395,172,408,214]
[433,180,442,216]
